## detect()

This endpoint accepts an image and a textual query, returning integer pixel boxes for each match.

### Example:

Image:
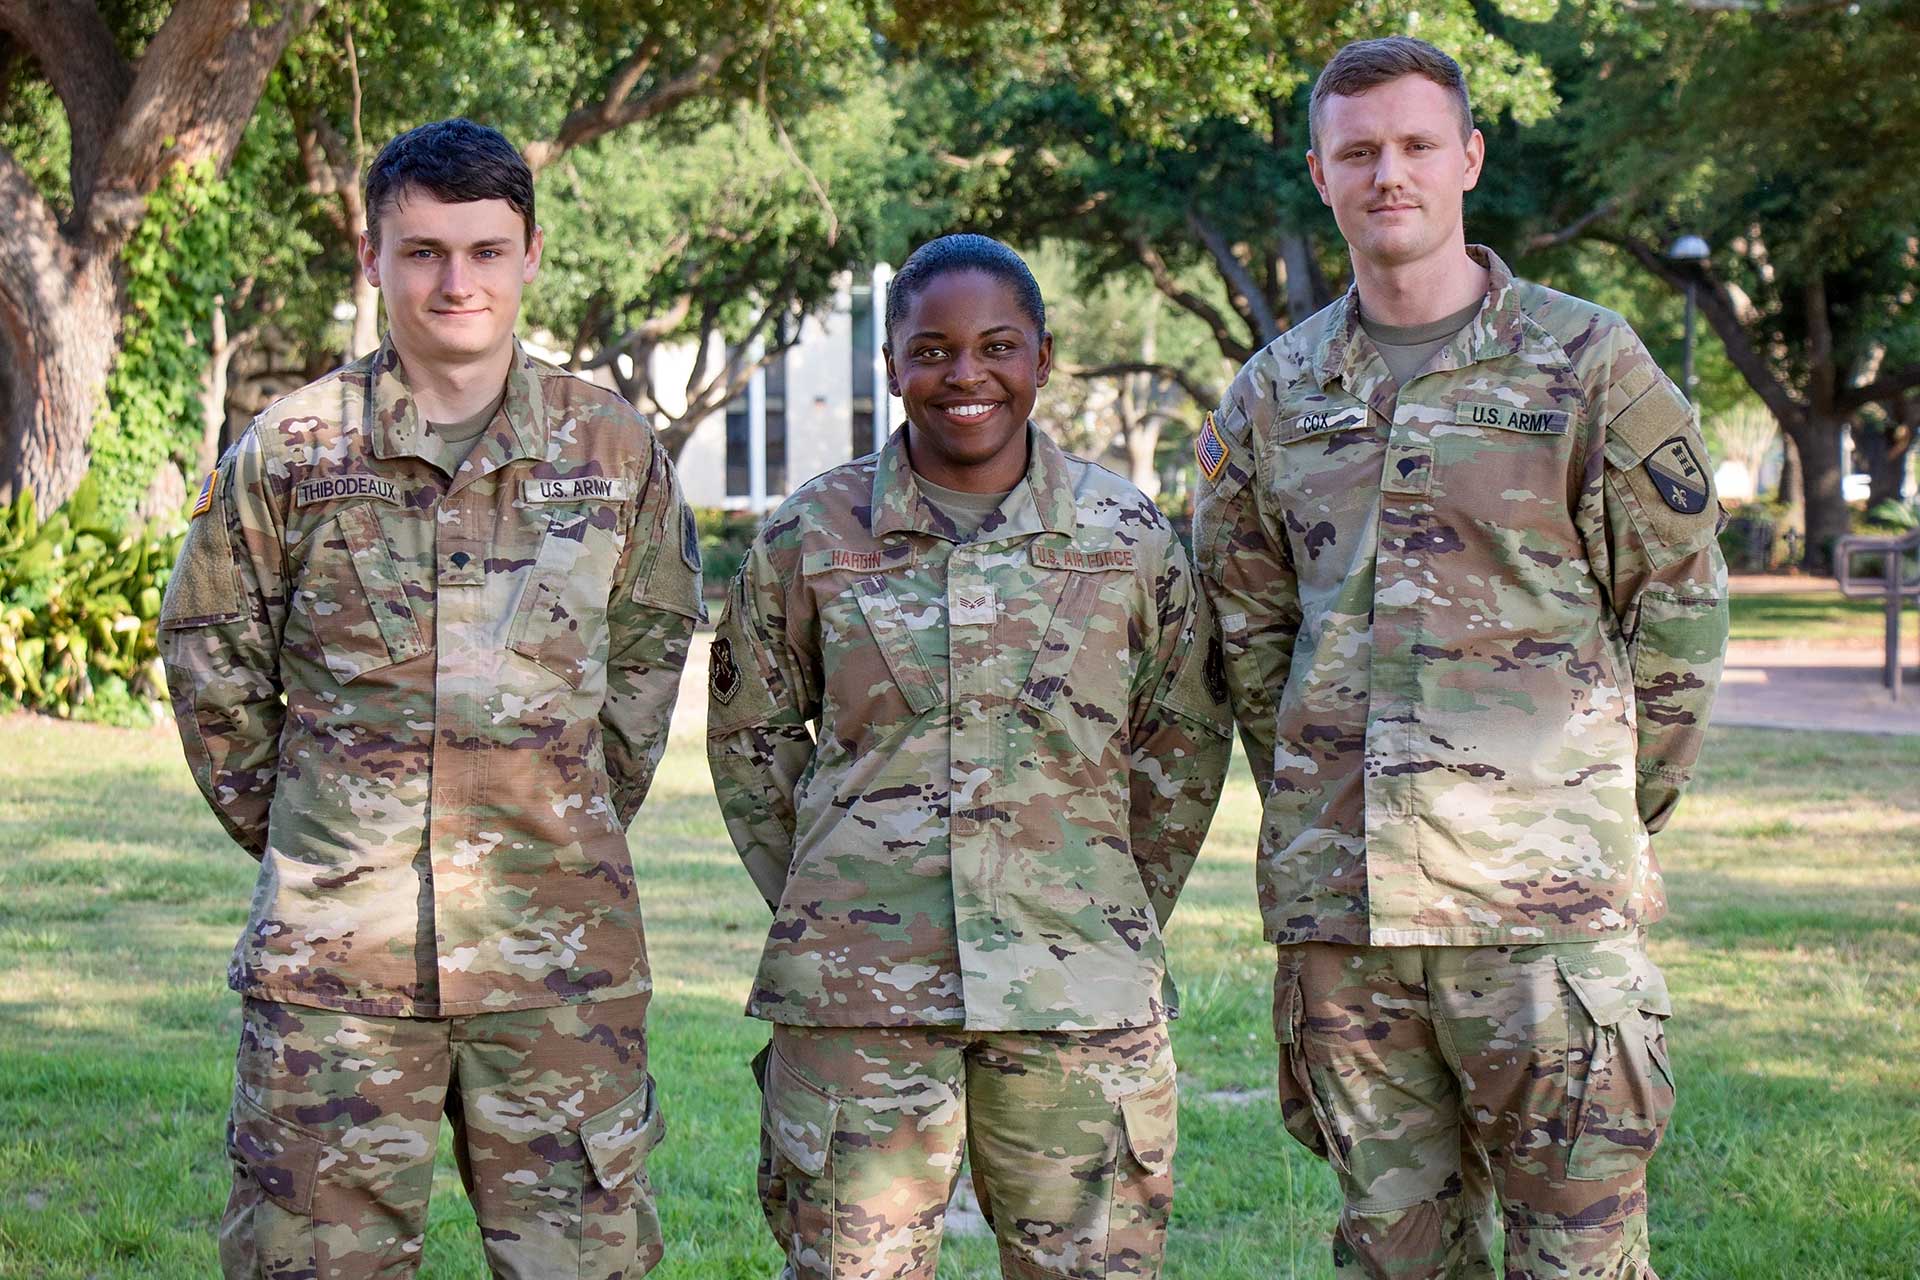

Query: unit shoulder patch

[680,501,702,572]
[1644,435,1710,514]
[710,636,742,704]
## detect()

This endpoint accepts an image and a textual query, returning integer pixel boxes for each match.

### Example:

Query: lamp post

[1668,234,1711,401]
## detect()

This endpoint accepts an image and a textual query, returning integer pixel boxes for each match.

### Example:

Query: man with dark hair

[1195,35,1727,1280]
[160,117,703,1279]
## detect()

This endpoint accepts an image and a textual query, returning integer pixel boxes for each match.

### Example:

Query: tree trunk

[1788,414,1849,574]
[1864,397,1915,509]
[0,254,118,509]
[1124,415,1161,496]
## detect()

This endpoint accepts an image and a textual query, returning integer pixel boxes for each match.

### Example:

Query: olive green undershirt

[1359,296,1484,389]
[915,473,1017,541]
[426,387,508,475]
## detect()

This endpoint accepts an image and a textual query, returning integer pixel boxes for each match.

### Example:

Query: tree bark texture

[0,0,318,510]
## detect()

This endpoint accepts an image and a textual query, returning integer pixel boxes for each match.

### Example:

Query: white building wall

[635,266,896,511]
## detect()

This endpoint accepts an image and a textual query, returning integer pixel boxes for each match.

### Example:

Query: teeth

[947,403,994,418]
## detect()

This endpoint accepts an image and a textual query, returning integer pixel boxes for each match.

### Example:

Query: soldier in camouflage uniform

[159,120,702,1279]
[707,235,1232,1280]
[1193,40,1729,1279]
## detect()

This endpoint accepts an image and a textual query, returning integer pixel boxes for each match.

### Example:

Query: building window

[724,386,750,500]
[851,281,875,459]
[765,344,788,497]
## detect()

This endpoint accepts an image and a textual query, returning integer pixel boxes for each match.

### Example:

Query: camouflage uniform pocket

[1018,566,1133,764]
[219,1091,321,1279]
[1271,954,1336,1166]
[578,1074,668,1277]
[509,511,615,690]
[851,574,943,715]
[755,1042,842,1274]
[301,504,427,683]
[1558,946,1677,1183]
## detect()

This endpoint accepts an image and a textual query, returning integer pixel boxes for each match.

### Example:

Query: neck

[905,426,1029,494]
[1350,245,1488,328]
[395,339,515,422]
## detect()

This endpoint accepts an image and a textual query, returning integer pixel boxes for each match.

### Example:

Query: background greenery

[1,710,1915,1278]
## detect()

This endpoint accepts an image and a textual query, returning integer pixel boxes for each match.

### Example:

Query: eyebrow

[396,236,515,250]
[909,325,1024,341]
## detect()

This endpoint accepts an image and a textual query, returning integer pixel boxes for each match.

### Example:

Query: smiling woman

[706,234,1234,1280]
[882,234,1054,494]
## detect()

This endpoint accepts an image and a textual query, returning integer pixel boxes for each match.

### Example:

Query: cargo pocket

[1116,1073,1179,1260]
[1272,957,1338,1168]
[509,510,612,690]
[302,504,427,683]
[578,1074,667,1277]
[755,1042,841,1273]
[1559,948,1676,1183]
[219,1091,321,1280]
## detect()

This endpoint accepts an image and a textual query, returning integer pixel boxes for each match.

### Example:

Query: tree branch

[1186,208,1279,346]
[1614,233,1805,425]
[1840,364,1920,415]
[0,0,133,218]
[1062,359,1217,410]
[1128,235,1251,365]
[524,36,738,173]
[580,293,696,370]
[1525,196,1624,254]
[83,0,318,247]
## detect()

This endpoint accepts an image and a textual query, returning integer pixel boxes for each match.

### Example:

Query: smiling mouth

[936,401,1001,421]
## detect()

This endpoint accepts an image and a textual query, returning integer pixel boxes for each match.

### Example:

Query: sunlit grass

[1,712,1916,1277]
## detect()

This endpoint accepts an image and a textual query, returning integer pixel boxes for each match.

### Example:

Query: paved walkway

[1715,641,1920,736]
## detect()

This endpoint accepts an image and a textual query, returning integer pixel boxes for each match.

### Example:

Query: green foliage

[1865,499,1919,532]
[86,161,237,523]
[0,482,182,725]
[691,506,762,592]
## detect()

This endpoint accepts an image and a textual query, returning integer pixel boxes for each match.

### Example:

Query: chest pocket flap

[1019,539,1135,760]
[851,572,942,715]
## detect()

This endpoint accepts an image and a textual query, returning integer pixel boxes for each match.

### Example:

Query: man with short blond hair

[1195,35,1727,1279]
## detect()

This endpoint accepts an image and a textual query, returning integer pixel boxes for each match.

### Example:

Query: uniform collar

[1313,245,1530,394]
[868,424,1080,542]
[369,337,547,485]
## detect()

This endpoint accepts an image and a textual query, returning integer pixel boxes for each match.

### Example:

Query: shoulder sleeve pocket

[1604,380,1719,569]
[160,486,245,629]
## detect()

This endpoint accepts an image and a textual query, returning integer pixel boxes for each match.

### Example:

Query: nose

[945,350,986,386]
[439,256,472,298]
[1374,146,1405,191]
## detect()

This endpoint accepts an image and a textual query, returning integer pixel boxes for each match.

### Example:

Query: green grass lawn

[1,712,1916,1278]
[1727,589,1905,647]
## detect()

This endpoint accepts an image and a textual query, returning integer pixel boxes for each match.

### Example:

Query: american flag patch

[1194,412,1229,480]
[191,468,218,518]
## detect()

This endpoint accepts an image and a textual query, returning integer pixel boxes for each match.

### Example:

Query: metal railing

[1834,528,1920,699]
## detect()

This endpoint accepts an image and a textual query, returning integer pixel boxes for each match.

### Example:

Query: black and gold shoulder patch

[710,636,742,704]
[1645,436,1710,515]
[1203,631,1228,705]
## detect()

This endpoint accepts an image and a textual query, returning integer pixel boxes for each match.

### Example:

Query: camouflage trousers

[755,1023,1178,1280]
[1273,935,1675,1279]
[220,994,664,1279]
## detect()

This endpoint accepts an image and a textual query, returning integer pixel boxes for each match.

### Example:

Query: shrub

[692,506,762,596]
[0,481,182,725]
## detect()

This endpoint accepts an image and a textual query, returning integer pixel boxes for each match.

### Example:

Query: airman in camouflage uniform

[160,120,699,1279]
[708,238,1230,1280]
[1194,39,1728,1280]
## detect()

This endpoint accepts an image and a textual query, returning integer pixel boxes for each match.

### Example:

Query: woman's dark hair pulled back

[884,234,1046,340]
